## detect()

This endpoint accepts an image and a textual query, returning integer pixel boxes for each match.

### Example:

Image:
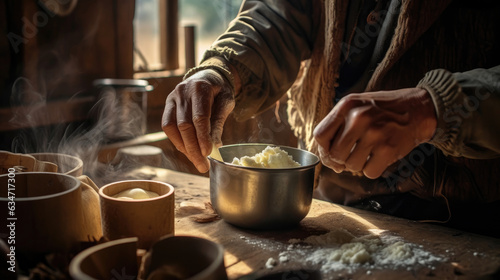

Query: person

[162,0,500,236]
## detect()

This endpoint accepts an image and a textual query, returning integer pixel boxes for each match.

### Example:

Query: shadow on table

[237,269,322,280]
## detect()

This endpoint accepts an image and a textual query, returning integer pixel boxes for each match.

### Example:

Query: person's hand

[162,69,235,173]
[313,88,437,179]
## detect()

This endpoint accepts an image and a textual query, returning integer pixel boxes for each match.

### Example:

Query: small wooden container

[140,235,228,280]
[99,180,175,249]
[69,237,139,280]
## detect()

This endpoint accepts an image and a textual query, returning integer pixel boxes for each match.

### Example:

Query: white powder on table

[265,257,277,269]
[303,228,355,245]
[278,251,290,263]
[238,228,445,278]
[303,229,445,274]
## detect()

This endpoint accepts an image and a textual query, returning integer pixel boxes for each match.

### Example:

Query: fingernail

[332,166,344,173]
[318,146,328,157]
[331,157,345,165]
[318,146,345,165]
[325,153,344,165]
[196,163,209,173]
[201,146,209,157]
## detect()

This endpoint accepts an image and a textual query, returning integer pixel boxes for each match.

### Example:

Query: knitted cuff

[184,56,235,93]
[417,69,466,156]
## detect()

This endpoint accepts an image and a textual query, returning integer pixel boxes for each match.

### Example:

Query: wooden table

[127,166,500,279]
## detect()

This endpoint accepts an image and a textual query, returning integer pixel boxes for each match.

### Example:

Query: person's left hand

[313,88,437,179]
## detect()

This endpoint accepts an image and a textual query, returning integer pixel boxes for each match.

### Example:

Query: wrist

[415,88,437,142]
[223,59,241,96]
[185,57,241,97]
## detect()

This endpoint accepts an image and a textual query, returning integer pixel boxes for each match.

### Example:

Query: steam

[90,85,146,142]
[4,1,193,187]
[10,77,59,152]
[8,77,189,187]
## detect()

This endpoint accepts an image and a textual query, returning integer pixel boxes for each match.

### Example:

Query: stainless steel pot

[92,79,153,143]
[209,143,320,229]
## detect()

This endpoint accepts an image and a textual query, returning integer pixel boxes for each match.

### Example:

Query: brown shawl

[287,0,453,156]
[287,0,500,202]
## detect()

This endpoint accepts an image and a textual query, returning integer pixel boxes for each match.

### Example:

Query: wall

[0,0,135,149]
[0,0,298,173]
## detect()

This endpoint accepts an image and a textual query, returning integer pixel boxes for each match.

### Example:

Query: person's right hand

[161,69,235,173]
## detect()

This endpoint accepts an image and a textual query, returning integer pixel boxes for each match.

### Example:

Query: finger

[318,145,346,173]
[329,106,372,164]
[178,121,209,173]
[362,146,397,179]
[344,140,372,173]
[343,125,387,173]
[192,83,217,157]
[328,124,356,165]
[176,96,209,173]
[313,100,351,150]
[210,90,235,145]
[161,100,186,154]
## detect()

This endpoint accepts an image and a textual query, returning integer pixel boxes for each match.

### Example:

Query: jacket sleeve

[417,65,500,159]
[186,0,321,121]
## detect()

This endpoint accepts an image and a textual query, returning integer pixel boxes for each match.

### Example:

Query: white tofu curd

[113,188,160,200]
[231,146,301,168]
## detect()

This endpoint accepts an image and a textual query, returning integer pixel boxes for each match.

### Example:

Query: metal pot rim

[92,78,153,91]
[208,143,320,171]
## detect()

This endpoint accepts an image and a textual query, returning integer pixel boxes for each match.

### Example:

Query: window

[134,0,161,71]
[133,0,242,72]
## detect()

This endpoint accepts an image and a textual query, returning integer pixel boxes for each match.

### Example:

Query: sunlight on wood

[226,259,254,278]
[306,201,381,232]
[210,143,224,162]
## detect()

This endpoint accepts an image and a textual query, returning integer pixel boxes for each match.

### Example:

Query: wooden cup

[140,235,228,280]
[99,180,175,249]
[69,237,139,280]
[0,172,85,254]
[30,153,84,177]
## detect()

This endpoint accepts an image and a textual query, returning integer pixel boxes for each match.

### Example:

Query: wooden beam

[159,0,179,70]
[0,96,95,131]
[114,0,135,79]
[0,1,9,106]
[184,25,196,69]
[3,0,40,105]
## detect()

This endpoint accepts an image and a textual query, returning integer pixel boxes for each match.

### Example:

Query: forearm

[188,0,321,121]
[417,66,500,158]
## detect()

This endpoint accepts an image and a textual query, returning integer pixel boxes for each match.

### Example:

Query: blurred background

[135,0,242,71]
[0,0,296,177]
